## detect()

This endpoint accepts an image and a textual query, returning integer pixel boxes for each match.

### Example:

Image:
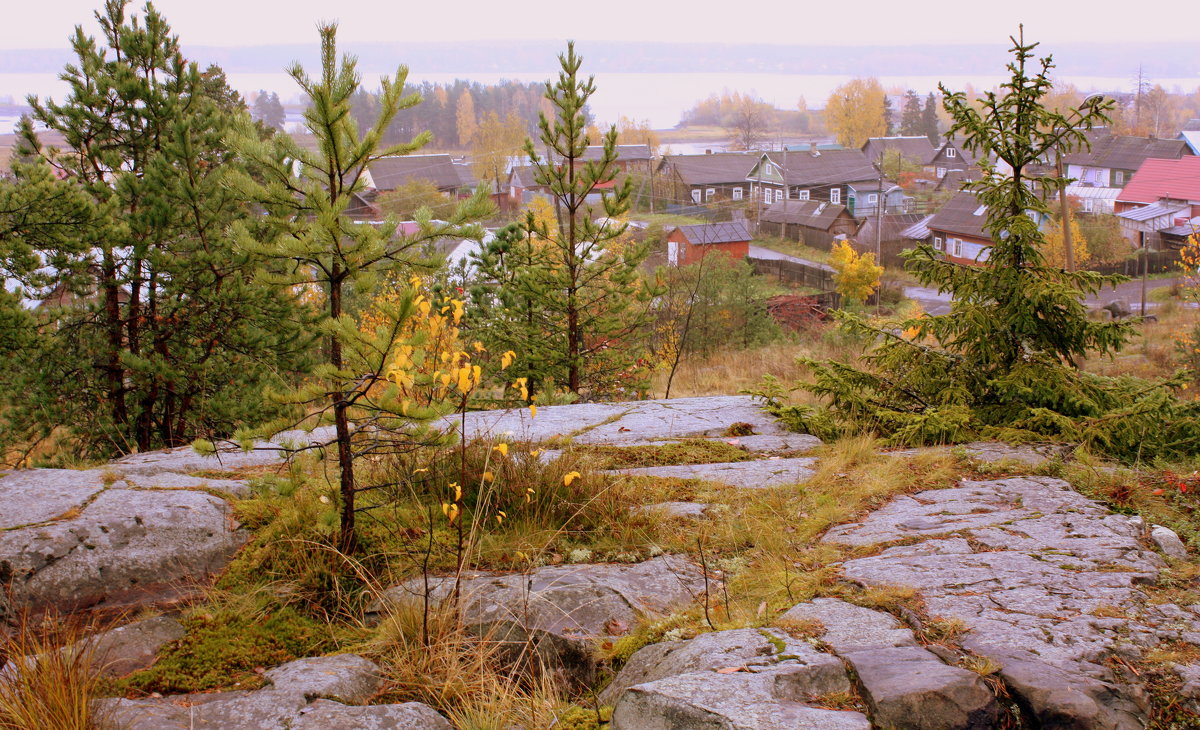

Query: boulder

[83,615,185,677]
[0,487,248,613]
[374,555,708,685]
[778,598,918,653]
[1151,524,1188,559]
[600,628,849,706]
[842,646,999,730]
[263,654,382,704]
[610,458,817,489]
[291,700,452,729]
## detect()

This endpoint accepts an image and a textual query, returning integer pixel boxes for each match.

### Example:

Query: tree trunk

[329,269,357,554]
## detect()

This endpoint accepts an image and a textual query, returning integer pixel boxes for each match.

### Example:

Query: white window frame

[946,147,957,158]
[691,189,701,204]
[867,193,879,204]
[798,189,810,201]
[732,187,743,200]
[933,236,943,251]
[774,189,783,202]
[936,167,947,179]
[705,188,715,202]
[763,189,772,204]
[830,188,841,204]
[1082,198,1094,213]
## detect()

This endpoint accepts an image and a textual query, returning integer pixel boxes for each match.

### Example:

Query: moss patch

[117,607,338,695]
[571,439,753,469]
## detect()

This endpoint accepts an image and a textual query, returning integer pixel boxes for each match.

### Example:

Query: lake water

[3,70,1198,133]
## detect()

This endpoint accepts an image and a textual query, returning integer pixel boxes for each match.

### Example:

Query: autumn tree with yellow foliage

[830,240,883,305]
[825,78,888,148]
[1042,211,1089,269]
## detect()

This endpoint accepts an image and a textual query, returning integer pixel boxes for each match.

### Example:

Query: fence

[748,256,837,292]
[1087,250,1179,277]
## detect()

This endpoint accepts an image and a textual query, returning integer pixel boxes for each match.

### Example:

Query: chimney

[705,149,712,155]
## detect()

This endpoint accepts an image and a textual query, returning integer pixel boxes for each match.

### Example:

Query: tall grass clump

[0,613,111,730]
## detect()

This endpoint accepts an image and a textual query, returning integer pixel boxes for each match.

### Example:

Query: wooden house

[666,221,752,266]
[758,200,858,249]
[1066,133,1192,189]
[657,152,757,206]
[367,154,466,194]
[926,191,995,266]
[744,148,880,213]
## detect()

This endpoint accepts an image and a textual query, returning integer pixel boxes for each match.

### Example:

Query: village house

[758,200,858,249]
[665,221,752,266]
[1065,132,1192,189]
[1114,155,1200,249]
[925,137,978,180]
[581,144,654,173]
[656,152,757,206]
[366,153,467,194]
[926,191,996,265]
[860,136,936,170]
[743,147,885,216]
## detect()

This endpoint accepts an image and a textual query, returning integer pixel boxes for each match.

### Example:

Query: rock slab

[611,457,818,488]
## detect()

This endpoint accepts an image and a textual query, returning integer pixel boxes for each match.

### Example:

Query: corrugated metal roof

[1117,202,1187,222]
[1179,130,1200,155]
[674,221,752,244]
[1064,185,1121,200]
[900,214,935,240]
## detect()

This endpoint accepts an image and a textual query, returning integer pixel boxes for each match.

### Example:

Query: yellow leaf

[441,502,450,516]
[450,482,462,502]
[494,443,509,457]
[482,471,494,482]
[501,350,516,369]
[530,404,537,419]
[563,471,581,487]
[473,341,485,353]
[412,468,429,475]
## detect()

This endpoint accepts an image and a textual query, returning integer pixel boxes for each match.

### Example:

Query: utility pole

[1055,147,1076,272]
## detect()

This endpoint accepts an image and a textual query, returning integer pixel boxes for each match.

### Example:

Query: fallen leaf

[716,666,745,674]
[756,601,767,618]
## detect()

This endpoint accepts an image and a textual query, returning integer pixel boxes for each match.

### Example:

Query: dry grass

[1081,306,1191,381]
[0,612,113,730]
[653,333,868,400]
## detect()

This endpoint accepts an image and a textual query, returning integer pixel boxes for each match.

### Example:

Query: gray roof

[753,149,879,187]
[581,144,653,162]
[370,154,464,190]
[759,200,854,231]
[662,153,758,186]
[1064,134,1190,171]
[899,214,935,240]
[1117,201,1188,223]
[857,213,928,244]
[674,221,752,244]
[861,136,937,165]
[928,191,990,240]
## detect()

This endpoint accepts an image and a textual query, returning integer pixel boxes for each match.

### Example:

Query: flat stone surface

[87,615,185,677]
[0,469,112,529]
[632,502,711,518]
[958,441,1072,466]
[455,395,788,445]
[825,476,1170,730]
[610,458,818,488]
[778,598,918,653]
[121,471,252,498]
[611,667,871,730]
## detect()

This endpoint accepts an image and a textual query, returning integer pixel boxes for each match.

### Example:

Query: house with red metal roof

[1115,156,1200,249]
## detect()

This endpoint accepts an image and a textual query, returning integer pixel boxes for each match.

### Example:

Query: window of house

[691,189,701,204]
[952,239,963,257]
[867,193,878,204]
[946,147,957,158]
[705,188,715,201]
[1082,199,1094,213]
[733,187,743,200]
[830,188,841,204]
[936,167,947,178]
[798,190,810,200]
[774,189,783,202]
[933,237,943,250]
[763,189,772,204]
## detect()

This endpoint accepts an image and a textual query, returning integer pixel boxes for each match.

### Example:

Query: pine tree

[2,0,310,459]
[900,90,923,136]
[252,90,286,130]
[764,29,1200,461]
[882,94,896,136]
[470,42,655,398]
[230,23,491,552]
[922,93,940,143]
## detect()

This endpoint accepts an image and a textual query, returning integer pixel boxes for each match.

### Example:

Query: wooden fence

[748,256,837,292]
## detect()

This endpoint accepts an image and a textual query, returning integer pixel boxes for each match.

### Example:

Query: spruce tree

[766,30,1199,461]
[2,0,310,459]
[922,93,940,143]
[230,24,491,552]
[900,90,923,136]
[469,42,655,398]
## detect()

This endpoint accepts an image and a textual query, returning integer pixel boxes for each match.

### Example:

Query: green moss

[572,439,752,469]
[758,628,787,655]
[554,705,613,729]
[118,607,337,694]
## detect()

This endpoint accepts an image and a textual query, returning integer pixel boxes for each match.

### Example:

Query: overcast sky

[5,0,1198,50]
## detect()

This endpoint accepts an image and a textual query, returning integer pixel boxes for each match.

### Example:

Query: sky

[5,0,1198,50]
